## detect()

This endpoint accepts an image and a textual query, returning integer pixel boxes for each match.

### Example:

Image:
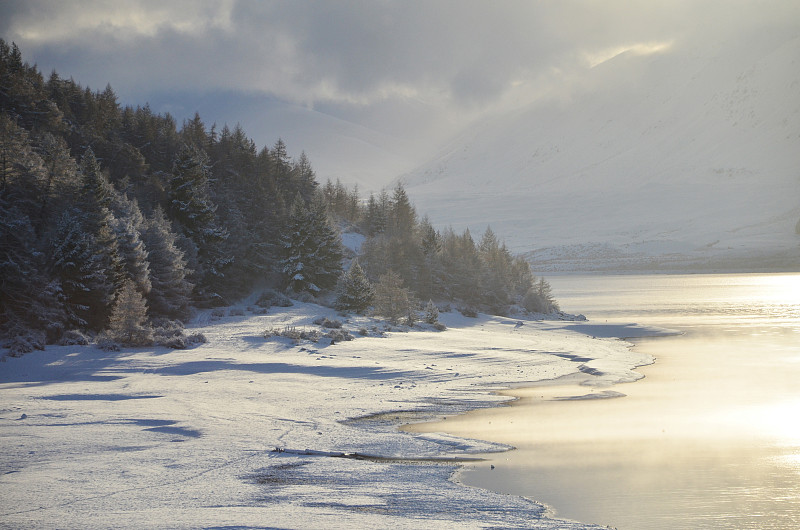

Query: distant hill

[402,28,800,272]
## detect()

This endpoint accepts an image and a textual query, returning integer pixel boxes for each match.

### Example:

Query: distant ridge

[402,29,800,271]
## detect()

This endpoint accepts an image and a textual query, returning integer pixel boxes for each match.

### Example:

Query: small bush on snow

[257,290,293,308]
[151,320,206,349]
[159,334,187,349]
[2,329,46,357]
[460,307,478,318]
[152,319,184,347]
[294,291,316,304]
[324,329,353,342]
[96,335,120,351]
[313,317,342,329]
[58,329,90,346]
[264,326,319,343]
[186,333,207,346]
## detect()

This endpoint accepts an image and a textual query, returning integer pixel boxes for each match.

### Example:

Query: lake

[421,273,800,529]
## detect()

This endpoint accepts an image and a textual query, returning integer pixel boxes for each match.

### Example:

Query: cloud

[0,2,664,104]
[1,0,797,135]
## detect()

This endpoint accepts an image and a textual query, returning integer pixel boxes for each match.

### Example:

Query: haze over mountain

[3,1,798,270]
[402,27,800,271]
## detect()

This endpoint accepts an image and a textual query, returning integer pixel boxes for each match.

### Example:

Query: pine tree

[107,279,152,345]
[334,260,374,313]
[35,132,77,232]
[478,226,512,313]
[442,228,482,307]
[141,207,193,320]
[110,192,151,295]
[76,148,123,327]
[418,216,443,300]
[0,114,45,218]
[0,200,66,340]
[280,196,313,293]
[424,299,440,325]
[523,277,559,314]
[308,195,344,290]
[167,144,223,245]
[390,183,416,238]
[364,193,384,236]
[50,209,114,330]
[279,195,343,293]
[291,151,318,203]
[373,270,415,325]
[167,143,228,296]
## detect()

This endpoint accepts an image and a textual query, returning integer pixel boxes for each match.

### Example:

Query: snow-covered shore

[0,303,661,529]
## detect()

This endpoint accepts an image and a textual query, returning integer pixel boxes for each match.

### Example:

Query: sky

[1,0,798,187]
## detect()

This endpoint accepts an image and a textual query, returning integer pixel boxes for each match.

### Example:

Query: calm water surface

[427,273,800,529]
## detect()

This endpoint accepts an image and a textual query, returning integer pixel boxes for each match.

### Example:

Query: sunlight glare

[738,399,800,446]
[585,40,674,67]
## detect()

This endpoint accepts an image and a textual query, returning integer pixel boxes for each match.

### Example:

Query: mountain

[401,29,800,272]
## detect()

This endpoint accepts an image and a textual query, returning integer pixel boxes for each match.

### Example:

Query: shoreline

[402,325,670,526]
[0,303,661,528]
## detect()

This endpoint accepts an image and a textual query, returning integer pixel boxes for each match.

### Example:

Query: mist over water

[424,273,800,529]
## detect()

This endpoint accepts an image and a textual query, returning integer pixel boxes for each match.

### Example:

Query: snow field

[1,302,657,528]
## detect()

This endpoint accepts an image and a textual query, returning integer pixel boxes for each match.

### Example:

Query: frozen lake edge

[0,302,663,528]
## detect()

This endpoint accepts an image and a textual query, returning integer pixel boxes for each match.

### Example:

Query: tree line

[320,180,558,320]
[0,40,557,354]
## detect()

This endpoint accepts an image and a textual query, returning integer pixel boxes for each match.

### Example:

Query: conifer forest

[0,40,557,354]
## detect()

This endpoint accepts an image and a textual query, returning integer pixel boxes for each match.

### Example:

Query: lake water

[423,273,800,529]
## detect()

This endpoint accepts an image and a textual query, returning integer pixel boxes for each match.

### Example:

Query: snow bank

[0,303,657,528]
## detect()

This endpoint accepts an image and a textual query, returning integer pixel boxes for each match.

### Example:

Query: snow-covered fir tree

[106,278,152,346]
[110,192,151,296]
[334,260,374,313]
[424,299,439,325]
[141,207,193,321]
[372,270,415,325]
[0,200,66,340]
[168,144,219,243]
[523,277,559,314]
[279,194,343,293]
[478,226,512,313]
[50,209,114,330]
[78,148,125,314]
[167,143,228,297]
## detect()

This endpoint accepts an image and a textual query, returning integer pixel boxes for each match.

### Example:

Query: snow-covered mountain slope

[402,29,800,271]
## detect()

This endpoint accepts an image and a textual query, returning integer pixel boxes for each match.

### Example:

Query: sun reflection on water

[737,398,800,447]
[428,273,800,529]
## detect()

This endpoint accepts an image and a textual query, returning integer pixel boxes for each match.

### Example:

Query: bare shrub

[96,335,120,351]
[460,307,478,318]
[324,329,353,342]
[186,333,207,346]
[313,317,342,329]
